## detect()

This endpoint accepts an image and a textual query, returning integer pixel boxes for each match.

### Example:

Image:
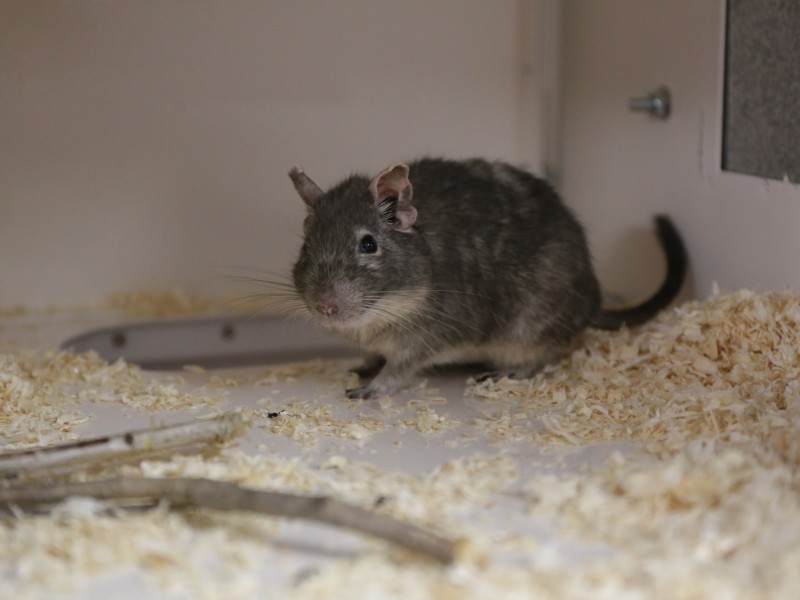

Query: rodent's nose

[315,303,339,318]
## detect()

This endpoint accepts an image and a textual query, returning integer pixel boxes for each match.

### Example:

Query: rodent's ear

[368,164,417,231]
[288,166,324,208]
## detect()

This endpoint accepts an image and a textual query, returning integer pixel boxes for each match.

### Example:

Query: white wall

[0,0,522,307]
[559,0,800,301]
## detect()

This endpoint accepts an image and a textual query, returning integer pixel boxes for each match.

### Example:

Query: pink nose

[315,303,339,317]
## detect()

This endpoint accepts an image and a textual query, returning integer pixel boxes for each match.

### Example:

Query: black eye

[358,234,378,254]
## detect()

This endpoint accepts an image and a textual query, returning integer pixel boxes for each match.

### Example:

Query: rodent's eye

[358,234,378,254]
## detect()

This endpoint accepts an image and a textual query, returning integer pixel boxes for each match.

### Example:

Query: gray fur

[289,157,685,399]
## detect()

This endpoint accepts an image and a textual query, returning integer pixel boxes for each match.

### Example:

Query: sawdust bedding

[2,289,800,599]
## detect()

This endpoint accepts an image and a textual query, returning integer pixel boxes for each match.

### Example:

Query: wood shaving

[0,353,89,448]
[0,306,26,318]
[256,403,385,447]
[521,440,800,598]
[403,404,459,434]
[4,290,800,598]
[105,288,224,318]
[0,350,222,450]
[204,360,356,389]
[1,503,273,599]
[469,289,800,457]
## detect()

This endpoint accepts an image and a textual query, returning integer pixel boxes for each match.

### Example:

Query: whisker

[214,265,293,278]
[369,307,439,357]
[360,293,482,336]
[366,296,471,349]
[230,291,300,302]
[222,275,296,289]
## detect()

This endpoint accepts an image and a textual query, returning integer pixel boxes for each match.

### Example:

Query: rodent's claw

[476,369,531,383]
[475,370,501,383]
[346,386,375,400]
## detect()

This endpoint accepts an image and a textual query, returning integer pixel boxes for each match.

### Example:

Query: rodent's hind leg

[475,345,568,384]
[349,354,387,379]
[475,367,540,384]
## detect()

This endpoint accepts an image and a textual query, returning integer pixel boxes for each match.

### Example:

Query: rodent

[288,158,687,399]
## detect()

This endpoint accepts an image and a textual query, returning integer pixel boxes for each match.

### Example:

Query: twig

[0,413,247,479]
[0,477,456,563]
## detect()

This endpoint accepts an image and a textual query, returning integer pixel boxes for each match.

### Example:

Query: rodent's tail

[591,216,688,330]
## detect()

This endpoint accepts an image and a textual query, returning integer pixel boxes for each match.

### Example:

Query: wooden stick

[0,413,246,478]
[0,477,456,563]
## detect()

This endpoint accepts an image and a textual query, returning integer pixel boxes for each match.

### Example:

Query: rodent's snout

[304,282,364,328]
[314,301,339,318]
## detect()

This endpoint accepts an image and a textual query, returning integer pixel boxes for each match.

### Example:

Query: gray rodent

[288,158,687,399]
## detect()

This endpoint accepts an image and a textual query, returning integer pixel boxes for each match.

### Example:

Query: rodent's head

[289,164,427,332]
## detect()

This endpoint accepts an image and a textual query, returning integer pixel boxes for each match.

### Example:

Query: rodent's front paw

[345,386,376,400]
[346,370,403,399]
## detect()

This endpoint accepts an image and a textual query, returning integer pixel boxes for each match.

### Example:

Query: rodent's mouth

[304,297,371,330]
[312,307,374,330]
